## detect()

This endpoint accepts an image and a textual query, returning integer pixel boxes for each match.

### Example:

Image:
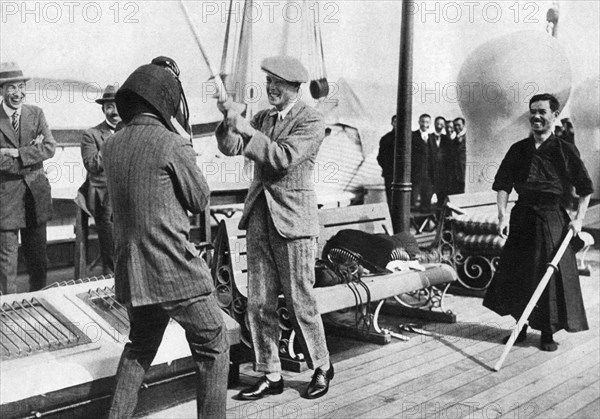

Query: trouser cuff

[254,361,281,374]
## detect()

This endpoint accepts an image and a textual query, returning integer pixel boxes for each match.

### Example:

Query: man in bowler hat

[79,85,121,275]
[104,64,229,418]
[216,55,334,400]
[0,62,56,294]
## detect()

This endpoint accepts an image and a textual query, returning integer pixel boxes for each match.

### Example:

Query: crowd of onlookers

[377,114,577,213]
[377,113,467,212]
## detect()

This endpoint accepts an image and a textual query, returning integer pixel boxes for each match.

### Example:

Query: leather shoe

[237,376,284,400]
[305,363,334,399]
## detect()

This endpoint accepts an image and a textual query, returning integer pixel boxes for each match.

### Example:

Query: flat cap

[260,56,308,84]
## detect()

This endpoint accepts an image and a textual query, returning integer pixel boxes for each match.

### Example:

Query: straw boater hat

[95,85,118,104]
[0,62,30,86]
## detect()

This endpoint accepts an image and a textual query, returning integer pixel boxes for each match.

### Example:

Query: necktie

[270,113,278,137]
[12,111,19,132]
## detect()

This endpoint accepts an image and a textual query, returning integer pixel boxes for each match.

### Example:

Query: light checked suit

[216,100,330,372]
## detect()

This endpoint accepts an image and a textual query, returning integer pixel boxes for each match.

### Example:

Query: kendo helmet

[115,64,182,133]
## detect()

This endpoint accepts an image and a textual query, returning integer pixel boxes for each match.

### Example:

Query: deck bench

[211,203,457,371]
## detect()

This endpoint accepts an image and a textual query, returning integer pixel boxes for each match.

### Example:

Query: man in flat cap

[79,85,121,275]
[104,64,229,418]
[0,62,56,294]
[216,55,333,400]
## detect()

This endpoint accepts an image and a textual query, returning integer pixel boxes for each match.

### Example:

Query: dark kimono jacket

[483,135,594,333]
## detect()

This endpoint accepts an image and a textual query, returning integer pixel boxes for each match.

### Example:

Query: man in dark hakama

[483,93,593,352]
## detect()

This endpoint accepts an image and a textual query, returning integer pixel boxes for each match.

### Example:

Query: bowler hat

[260,56,308,84]
[95,84,118,104]
[0,62,30,86]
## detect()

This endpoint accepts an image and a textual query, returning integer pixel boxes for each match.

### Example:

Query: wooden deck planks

[570,398,600,419]
[465,326,600,398]
[330,324,527,417]
[539,378,600,418]
[469,336,599,419]
[343,341,540,418]
[146,273,600,419]
[358,283,600,418]
[500,366,600,419]
[294,335,508,418]
[228,305,508,418]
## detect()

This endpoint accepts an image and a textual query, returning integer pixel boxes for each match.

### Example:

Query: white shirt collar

[419,130,428,141]
[457,128,467,138]
[2,101,20,118]
[105,120,116,131]
[275,101,295,121]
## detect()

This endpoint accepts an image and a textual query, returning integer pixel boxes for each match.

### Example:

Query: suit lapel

[264,111,277,138]
[19,105,34,146]
[272,101,304,141]
[99,121,113,143]
[0,105,18,148]
[101,120,113,133]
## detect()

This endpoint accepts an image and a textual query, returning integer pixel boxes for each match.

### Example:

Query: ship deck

[147,250,600,419]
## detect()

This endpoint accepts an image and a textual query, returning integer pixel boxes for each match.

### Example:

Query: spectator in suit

[452,117,467,194]
[554,124,565,140]
[0,62,55,294]
[411,113,432,211]
[428,116,453,207]
[80,85,120,275]
[104,64,229,419]
[561,117,575,144]
[445,119,456,140]
[377,115,396,207]
[216,56,333,400]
